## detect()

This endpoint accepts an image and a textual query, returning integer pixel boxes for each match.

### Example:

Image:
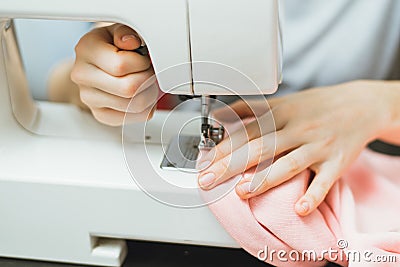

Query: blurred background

[14,19,91,100]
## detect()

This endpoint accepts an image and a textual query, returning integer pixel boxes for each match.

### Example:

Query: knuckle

[218,156,232,175]
[134,56,150,71]
[91,109,105,123]
[334,151,346,166]
[111,55,129,76]
[321,135,336,147]
[113,24,124,35]
[260,136,273,158]
[291,121,322,140]
[129,97,146,113]
[70,67,83,84]
[116,100,129,113]
[316,180,331,193]
[120,77,139,98]
[249,138,264,162]
[74,33,92,55]
[140,58,152,70]
[287,155,301,173]
[308,181,331,204]
[74,39,84,55]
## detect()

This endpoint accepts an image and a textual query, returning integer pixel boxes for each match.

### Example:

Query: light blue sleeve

[14,19,92,100]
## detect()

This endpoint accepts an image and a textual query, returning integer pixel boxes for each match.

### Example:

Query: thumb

[112,24,142,51]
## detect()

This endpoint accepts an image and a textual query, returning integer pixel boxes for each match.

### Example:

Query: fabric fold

[201,149,400,266]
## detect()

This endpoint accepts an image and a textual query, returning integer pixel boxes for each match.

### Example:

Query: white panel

[0,0,192,94]
[189,0,281,95]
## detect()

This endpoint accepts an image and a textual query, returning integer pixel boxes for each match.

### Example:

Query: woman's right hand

[71,23,158,126]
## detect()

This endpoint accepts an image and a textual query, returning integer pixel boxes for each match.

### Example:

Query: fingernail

[236,182,252,195]
[199,173,215,188]
[121,34,139,42]
[296,201,309,214]
[197,160,211,171]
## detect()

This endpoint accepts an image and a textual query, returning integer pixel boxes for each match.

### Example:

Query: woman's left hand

[197,80,400,216]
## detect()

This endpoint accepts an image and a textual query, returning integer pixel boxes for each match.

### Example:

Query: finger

[127,81,159,112]
[212,97,284,123]
[80,86,127,110]
[75,28,151,76]
[91,106,155,126]
[80,82,158,113]
[295,162,339,216]
[235,144,319,198]
[212,99,269,123]
[198,109,285,168]
[198,130,301,189]
[71,62,154,98]
[110,24,142,51]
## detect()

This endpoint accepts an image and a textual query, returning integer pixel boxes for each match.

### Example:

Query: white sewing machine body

[0,0,281,266]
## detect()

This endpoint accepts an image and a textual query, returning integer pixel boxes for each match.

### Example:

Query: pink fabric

[201,149,400,266]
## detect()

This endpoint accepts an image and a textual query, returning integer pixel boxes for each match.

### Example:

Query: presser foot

[160,125,224,171]
[160,135,201,171]
[198,124,225,150]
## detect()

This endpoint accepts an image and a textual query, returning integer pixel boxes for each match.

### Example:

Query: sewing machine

[0,0,281,266]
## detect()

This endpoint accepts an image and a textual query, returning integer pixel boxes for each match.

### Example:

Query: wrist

[371,80,400,144]
[344,80,400,144]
